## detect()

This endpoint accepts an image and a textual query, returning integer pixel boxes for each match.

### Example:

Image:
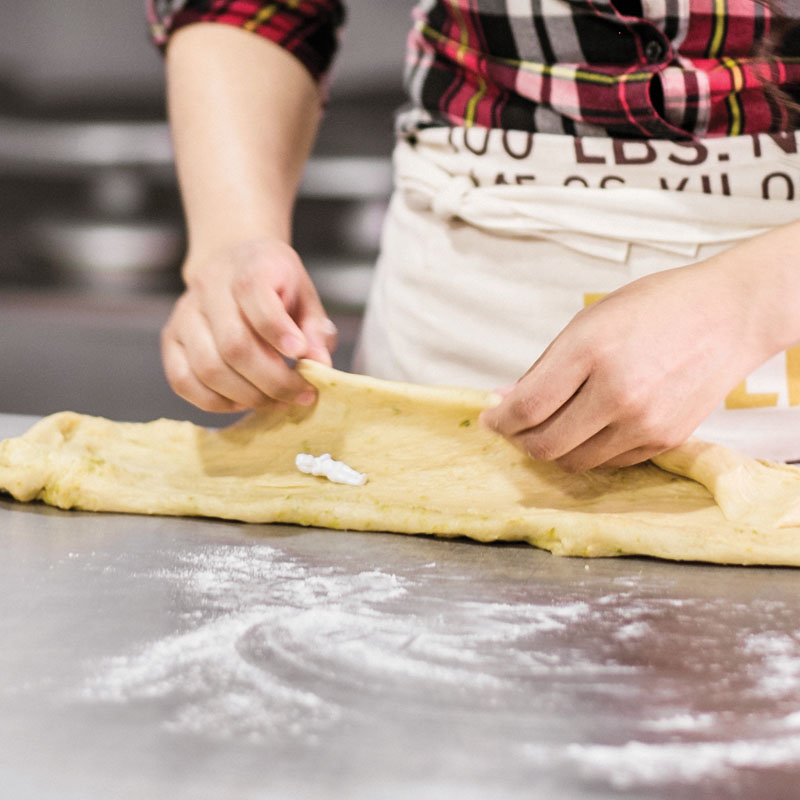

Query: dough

[1,360,800,566]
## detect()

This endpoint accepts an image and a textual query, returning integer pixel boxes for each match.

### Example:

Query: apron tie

[431,174,476,220]
[395,138,797,263]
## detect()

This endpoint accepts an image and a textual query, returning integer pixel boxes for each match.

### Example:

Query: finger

[234,276,309,360]
[480,344,589,437]
[170,299,277,408]
[552,426,653,473]
[214,312,317,404]
[599,445,674,470]
[299,314,338,367]
[230,249,335,370]
[288,270,336,366]
[200,288,314,404]
[508,382,611,463]
[161,330,247,414]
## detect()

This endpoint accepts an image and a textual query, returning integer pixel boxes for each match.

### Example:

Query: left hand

[480,258,772,472]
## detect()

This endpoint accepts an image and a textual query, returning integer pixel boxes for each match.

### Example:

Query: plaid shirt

[148,0,800,139]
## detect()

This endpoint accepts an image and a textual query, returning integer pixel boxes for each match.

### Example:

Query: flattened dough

[1,361,800,566]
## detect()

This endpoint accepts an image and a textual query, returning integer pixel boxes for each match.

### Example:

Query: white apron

[354,127,800,461]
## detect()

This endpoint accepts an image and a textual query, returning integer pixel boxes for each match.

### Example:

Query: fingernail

[310,346,333,367]
[321,318,338,336]
[486,392,504,408]
[494,383,516,398]
[295,390,316,407]
[280,334,305,359]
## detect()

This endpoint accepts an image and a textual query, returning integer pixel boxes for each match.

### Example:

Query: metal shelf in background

[0,115,393,199]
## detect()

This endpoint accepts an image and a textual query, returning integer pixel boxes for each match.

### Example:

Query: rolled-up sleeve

[146,0,346,83]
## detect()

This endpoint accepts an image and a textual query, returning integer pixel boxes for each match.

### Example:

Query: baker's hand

[480,261,767,472]
[161,237,337,413]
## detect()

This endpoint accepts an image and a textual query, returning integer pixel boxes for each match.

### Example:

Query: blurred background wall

[0,1,411,424]
[0,1,410,100]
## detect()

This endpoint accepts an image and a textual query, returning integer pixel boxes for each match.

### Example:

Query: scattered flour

[78,543,601,742]
[639,712,717,732]
[781,711,800,729]
[561,736,800,789]
[517,736,800,790]
[744,632,800,698]
[613,621,652,641]
[72,543,800,791]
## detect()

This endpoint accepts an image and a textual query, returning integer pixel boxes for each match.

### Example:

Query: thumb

[300,314,338,367]
[294,281,337,365]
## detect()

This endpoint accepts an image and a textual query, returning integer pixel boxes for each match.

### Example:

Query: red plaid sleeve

[147,0,345,83]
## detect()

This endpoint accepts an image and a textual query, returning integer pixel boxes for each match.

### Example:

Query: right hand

[161,237,337,413]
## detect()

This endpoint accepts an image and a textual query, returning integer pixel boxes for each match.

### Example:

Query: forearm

[703,218,800,362]
[165,23,323,277]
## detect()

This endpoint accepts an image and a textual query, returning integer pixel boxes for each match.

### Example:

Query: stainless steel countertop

[1,412,800,799]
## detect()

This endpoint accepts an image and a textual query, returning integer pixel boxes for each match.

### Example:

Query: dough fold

[1,361,800,566]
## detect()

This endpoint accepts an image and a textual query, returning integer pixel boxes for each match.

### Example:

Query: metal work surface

[1,412,800,799]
